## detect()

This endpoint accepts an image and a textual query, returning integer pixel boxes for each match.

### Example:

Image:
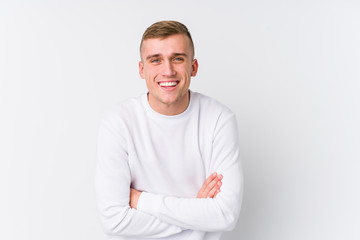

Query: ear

[191,59,199,77]
[139,61,145,79]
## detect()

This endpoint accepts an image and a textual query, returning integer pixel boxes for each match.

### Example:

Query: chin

[161,98,178,105]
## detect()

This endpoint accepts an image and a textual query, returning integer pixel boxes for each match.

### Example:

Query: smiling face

[139,34,198,115]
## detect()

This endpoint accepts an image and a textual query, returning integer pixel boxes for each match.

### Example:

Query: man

[95,20,243,240]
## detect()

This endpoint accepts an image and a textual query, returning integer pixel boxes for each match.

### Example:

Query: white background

[1,0,359,239]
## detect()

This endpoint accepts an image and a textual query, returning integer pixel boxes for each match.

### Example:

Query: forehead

[140,34,193,58]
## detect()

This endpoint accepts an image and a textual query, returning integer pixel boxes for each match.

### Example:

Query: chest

[126,115,213,197]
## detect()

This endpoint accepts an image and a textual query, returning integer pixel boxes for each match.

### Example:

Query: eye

[174,57,184,62]
[151,58,160,63]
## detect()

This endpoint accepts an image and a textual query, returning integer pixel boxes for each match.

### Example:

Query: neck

[148,91,190,116]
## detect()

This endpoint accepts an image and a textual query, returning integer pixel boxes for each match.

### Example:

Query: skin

[130,34,223,209]
[196,172,223,198]
[139,34,199,116]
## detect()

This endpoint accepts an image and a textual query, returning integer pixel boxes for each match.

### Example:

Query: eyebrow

[173,53,188,57]
[146,54,160,60]
[145,53,188,60]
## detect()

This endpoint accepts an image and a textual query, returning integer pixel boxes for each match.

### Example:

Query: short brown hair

[140,20,195,58]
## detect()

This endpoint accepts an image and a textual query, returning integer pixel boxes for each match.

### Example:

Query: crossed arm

[96,113,242,237]
[130,172,223,209]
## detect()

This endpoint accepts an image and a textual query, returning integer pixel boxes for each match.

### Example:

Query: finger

[208,175,223,198]
[204,174,223,195]
[203,177,221,196]
[207,181,222,198]
[214,175,223,198]
[198,172,217,194]
[214,189,220,198]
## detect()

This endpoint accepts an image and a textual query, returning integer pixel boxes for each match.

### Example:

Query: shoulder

[100,94,145,126]
[191,91,239,141]
[192,91,235,120]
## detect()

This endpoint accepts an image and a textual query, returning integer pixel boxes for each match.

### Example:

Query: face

[139,34,198,115]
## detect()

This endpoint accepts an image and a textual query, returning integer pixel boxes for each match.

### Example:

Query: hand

[197,172,223,198]
[130,188,142,209]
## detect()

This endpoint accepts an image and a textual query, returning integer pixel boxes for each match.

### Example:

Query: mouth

[158,81,179,89]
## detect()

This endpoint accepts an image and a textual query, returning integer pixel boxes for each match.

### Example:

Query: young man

[95,21,243,240]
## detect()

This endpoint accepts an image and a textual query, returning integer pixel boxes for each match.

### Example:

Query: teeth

[159,81,178,87]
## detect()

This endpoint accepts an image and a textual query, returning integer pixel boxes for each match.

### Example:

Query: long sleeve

[136,114,243,232]
[95,115,183,238]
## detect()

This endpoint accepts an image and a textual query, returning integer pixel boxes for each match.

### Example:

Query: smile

[158,81,179,87]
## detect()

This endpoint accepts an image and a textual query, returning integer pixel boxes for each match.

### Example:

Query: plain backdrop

[1,0,359,239]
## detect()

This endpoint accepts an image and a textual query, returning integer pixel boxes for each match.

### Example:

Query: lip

[157,80,179,83]
[157,80,180,91]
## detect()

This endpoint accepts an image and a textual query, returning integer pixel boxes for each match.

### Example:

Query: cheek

[145,79,156,91]
[144,67,159,79]
[176,65,192,77]
[144,71,158,87]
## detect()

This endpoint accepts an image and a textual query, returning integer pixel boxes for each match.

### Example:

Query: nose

[162,60,176,77]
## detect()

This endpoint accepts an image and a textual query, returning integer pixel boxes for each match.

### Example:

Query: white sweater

[95,91,243,240]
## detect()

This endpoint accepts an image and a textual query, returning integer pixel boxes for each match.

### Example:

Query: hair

[140,20,195,58]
